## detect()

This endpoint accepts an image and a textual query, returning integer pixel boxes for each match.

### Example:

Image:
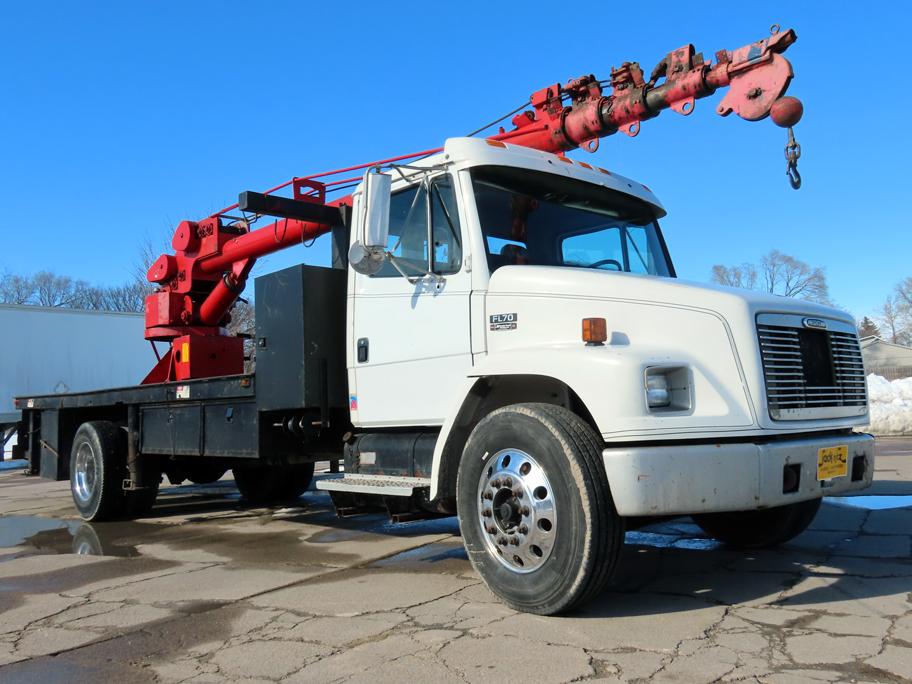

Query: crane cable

[465,101,530,138]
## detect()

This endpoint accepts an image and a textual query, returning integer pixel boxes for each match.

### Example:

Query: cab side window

[372,175,461,278]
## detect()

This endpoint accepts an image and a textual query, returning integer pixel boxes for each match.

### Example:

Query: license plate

[817,445,848,480]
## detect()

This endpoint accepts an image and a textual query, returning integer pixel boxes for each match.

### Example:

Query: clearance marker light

[582,318,607,346]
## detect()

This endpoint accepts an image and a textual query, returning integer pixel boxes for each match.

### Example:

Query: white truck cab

[325,137,873,613]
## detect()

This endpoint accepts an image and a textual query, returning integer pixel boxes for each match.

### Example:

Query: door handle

[357,338,369,363]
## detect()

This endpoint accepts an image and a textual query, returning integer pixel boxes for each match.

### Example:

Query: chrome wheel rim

[476,448,556,574]
[73,442,97,505]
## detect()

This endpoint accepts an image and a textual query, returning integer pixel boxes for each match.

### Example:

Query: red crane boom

[142,27,804,385]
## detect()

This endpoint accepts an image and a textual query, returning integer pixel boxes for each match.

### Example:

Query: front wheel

[457,403,623,615]
[692,498,822,549]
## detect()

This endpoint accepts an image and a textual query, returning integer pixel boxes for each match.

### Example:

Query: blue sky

[1,2,907,320]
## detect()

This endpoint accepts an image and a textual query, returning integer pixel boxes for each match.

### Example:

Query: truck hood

[486,265,853,325]
[484,265,864,438]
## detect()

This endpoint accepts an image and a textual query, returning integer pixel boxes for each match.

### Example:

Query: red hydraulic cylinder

[197,208,345,276]
[198,258,255,326]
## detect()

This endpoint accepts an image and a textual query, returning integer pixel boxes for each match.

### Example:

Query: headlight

[645,373,671,408]
[644,366,692,412]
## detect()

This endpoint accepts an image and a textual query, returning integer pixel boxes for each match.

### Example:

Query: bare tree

[711,250,831,304]
[32,271,80,307]
[878,295,910,345]
[0,270,147,313]
[133,232,168,291]
[100,282,148,313]
[761,250,830,303]
[895,277,912,316]
[0,272,37,304]
[710,263,758,290]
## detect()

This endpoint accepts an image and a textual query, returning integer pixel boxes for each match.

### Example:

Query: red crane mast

[142,27,804,385]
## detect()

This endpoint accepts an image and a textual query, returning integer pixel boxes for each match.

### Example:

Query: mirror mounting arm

[385,252,446,287]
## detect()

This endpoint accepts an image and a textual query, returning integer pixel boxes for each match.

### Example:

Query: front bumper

[602,432,874,516]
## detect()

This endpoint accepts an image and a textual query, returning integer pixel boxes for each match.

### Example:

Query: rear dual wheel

[70,421,159,522]
[457,403,623,615]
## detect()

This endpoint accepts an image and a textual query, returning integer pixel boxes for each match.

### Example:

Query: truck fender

[429,345,625,501]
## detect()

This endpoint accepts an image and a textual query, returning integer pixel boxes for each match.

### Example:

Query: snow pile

[865,374,912,435]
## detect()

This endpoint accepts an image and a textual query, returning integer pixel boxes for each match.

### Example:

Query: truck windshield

[470,165,673,277]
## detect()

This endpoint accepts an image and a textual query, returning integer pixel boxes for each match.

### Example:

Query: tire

[692,498,822,549]
[233,462,315,504]
[456,403,623,615]
[70,421,126,522]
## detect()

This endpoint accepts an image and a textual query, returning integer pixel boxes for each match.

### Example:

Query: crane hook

[784,126,801,190]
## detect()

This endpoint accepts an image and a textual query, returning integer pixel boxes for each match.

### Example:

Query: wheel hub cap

[476,448,556,573]
[73,442,97,505]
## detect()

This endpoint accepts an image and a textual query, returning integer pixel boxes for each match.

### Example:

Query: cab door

[348,172,472,428]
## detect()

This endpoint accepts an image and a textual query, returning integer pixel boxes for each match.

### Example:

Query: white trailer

[0,305,152,458]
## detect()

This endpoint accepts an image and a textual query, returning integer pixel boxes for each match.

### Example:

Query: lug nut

[482,509,492,517]
[491,478,502,488]
[498,537,508,546]
[487,525,497,534]
[509,537,520,546]
[521,506,531,516]
[520,524,528,534]
[513,488,523,499]
[483,491,493,500]
[504,477,513,488]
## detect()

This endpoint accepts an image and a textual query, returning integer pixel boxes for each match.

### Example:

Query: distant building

[1,304,153,459]
[860,337,912,380]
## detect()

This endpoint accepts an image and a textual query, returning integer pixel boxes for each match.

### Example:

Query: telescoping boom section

[142,27,803,384]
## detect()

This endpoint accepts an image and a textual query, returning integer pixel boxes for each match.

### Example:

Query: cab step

[316,474,436,520]
[316,474,430,497]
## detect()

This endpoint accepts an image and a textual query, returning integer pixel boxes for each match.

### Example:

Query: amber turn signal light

[582,318,607,346]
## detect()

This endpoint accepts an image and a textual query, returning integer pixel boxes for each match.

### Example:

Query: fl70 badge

[490,313,518,331]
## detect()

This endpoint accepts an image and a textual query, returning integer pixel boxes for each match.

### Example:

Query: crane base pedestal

[143,335,245,384]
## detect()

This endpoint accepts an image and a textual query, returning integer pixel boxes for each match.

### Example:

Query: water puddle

[0,515,139,557]
[0,516,79,547]
[625,530,722,551]
[371,541,468,569]
[829,495,912,511]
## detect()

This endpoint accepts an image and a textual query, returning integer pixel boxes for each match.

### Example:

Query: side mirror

[349,169,392,275]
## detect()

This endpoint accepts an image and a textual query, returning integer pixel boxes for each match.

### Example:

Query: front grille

[757,314,867,420]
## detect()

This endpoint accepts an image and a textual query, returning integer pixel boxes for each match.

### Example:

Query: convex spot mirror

[349,169,392,276]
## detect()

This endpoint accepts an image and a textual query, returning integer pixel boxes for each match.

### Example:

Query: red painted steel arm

[490,28,799,154]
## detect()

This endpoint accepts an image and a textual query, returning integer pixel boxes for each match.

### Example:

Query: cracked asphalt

[0,438,910,683]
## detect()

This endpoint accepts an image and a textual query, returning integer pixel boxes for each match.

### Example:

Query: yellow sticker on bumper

[817,445,848,481]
